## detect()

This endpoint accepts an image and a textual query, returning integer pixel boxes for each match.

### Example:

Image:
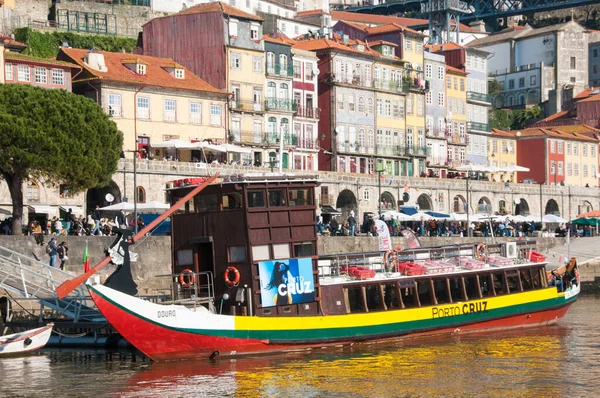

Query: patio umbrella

[542,214,568,223]
[410,212,435,222]
[191,141,226,152]
[136,201,170,212]
[215,143,252,154]
[576,209,600,218]
[504,165,530,172]
[571,217,599,226]
[150,139,197,149]
[100,202,134,211]
[455,164,490,173]
[425,211,451,219]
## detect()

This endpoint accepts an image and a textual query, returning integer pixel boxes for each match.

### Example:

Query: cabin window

[366,285,385,311]
[492,272,507,295]
[293,242,314,257]
[449,277,464,302]
[252,245,270,261]
[519,269,534,291]
[433,279,451,304]
[184,198,195,213]
[402,285,420,308]
[464,275,480,299]
[222,192,242,210]
[228,246,246,263]
[345,286,366,313]
[247,190,265,208]
[506,271,522,293]
[479,273,494,297]
[417,280,434,306]
[531,266,544,289]
[196,194,219,212]
[272,243,290,259]
[289,188,311,206]
[383,284,402,309]
[176,249,193,266]
[268,189,286,206]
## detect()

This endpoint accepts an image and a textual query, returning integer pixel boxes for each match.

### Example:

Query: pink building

[3,52,80,91]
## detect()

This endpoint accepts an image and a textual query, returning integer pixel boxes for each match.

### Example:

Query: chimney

[84,49,107,72]
[469,20,487,33]
[343,34,349,45]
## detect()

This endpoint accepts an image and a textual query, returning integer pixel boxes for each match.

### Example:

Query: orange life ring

[224,266,240,287]
[475,243,487,261]
[179,269,195,287]
[384,249,397,272]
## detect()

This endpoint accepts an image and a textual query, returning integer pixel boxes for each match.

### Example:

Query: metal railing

[373,79,409,93]
[0,245,103,322]
[427,126,449,138]
[295,106,320,119]
[449,134,468,144]
[467,91,492,104]
[230,99,264,112]
[265,98,296,112]
[155,271,215,305]
[266,63,295,77]
[426,156,448,167]
[467,121,491,132]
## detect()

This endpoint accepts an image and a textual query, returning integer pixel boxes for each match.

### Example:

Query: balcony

[405,146,430,157]
[373,79,408,94]
[266,62,294,77]
[265,98,296,112]
[426,126,449,138]
[295,106,320,119]
[296,137,319,149]
[426,156,448,167]
[448,134,467,145]
[263,133,317,148]
[230,99,264,113]
[229,130,263,145]
[467,91,492,104]
[467,121,491,133]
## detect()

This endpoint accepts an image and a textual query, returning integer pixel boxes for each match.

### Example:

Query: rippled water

[2,296,600,397]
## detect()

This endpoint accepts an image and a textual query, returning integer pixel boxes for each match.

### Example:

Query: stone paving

[544,235,600,267]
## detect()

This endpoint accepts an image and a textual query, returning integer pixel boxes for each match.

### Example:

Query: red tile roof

[364,22,422,36]
[293,37,385,58]
[296,9,325,17]
[539,110,570,122]
[59,47,228,96]
[263,34,293,46]
[4,52,82,69]
[173,1,263,22]
[578,93,600,103]
[446,64,468,75]
[369,40,398,47]
[1,35,27,50]
[495,126,599,141]
[491,129,517,138]
[428,42,464,52]
[574,87,597,100]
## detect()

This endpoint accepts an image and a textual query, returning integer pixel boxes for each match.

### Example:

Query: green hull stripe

[90,285,576,343]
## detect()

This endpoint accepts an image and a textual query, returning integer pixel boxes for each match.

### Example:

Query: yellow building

[59,48,229,159]
[562,133,598,187]
[445,65,468,169]
[489,129,517,182]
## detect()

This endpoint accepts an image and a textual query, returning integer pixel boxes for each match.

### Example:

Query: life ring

[224,266,240,287]
[475,243,487,261]
[179,269,195,287]
[384,250,397,272]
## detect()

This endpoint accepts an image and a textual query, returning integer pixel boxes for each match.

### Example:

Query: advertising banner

[375,219,392,252]
[258,258,315,307]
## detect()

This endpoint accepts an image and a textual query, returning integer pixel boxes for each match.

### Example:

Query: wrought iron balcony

[295,106,320,119]
[264,133,316,148]
[448,134,467,144]
[266,62,294,77]
[230,99,264,112]
[373,79,408,93]
[467,121,491,132]
[467,91,492,104]
[426,156,448,167]
[265,98,296,112]
[427,126,450,138]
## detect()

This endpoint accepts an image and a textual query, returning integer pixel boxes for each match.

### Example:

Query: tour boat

[0,323,53,356]
[62,174,580,362]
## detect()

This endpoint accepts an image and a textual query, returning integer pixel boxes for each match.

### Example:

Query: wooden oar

[56,174,218,299]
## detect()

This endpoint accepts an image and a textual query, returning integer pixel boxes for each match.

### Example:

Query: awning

[400,206,418,215]
[59,205,84,216]
[320,205,341,215]
[425,211,451,218]
[27,205,57,215]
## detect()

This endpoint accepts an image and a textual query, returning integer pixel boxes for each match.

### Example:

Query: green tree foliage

[512,105,543,129]
[490,109,513,130]
[0,85,123,234]
[14,28,137,58]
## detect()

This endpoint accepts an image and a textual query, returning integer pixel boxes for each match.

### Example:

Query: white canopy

[504,165,530,172]
[542,214,568,223]
[99,202,134,211]
[216,143,252,154]
[192,142,227,152]
[136,201,170,212]
[377,211,413,222]
[150,139,198,149]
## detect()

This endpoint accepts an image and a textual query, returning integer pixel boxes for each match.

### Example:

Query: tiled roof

[369,40,398,47]
[467,21,584,48]
[495,126,599,141]
[491,129,517,138]
[3,52,81,69]
[446,64,468,75]
[59,47,228,96]
[1,35,27,50]
[578,93,600,103]
[546,125,600,134]
[428,42,464,52]
[330,11,480,33]
[573,87,596,100]
[296,9,325,17]
[539,110,570,122]
[364,23,422,36]
[173,1,263,22]
[263,33,293,46]
[293,37,385,58]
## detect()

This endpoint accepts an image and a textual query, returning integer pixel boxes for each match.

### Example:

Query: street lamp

[466,174,471,237]
[376,163,384,217]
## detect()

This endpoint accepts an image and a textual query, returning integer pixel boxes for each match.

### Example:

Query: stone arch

[477,196,492,214]
[380,191,395,210]
[416,193,433,211]
[514,198,530,216]
[336,189,357,220]
[453,195,466,213]
[137,186,146,204]
[86,180,122,216]
[545,199,559,215]
[579,200,593,215]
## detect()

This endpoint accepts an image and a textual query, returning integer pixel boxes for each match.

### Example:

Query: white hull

[0,324,54,356]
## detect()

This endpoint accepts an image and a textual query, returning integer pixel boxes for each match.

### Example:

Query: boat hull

[0,324,54,357]
[88,283,579,362]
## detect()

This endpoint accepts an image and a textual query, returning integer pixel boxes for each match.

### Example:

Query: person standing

[347,213,356,237]
[116,209,127,229]
[330,217,339,236]
[54,217,63,236]
[92,205,102,236]
[56,241,69,270]
[47,238,58,268]
[33,221,44,245]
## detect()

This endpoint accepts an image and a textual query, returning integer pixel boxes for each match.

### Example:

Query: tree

[512,105,543,129]
[0,85,123,235]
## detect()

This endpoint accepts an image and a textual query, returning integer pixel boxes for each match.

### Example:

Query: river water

[2,295,600,398]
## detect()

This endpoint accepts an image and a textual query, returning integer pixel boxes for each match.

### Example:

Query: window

[584,164,588,177]
[377,99,383,116]
[446,75,451,89]
[358,96,365,113]
[338,94,344,111]
[17,65,30,82]
[305,63,313,81]
[406,96,413,114]
[108,94,122,117]
[137,186,146,203]
[508,79,514,89]
[363,189,370,200]
[190,102,201,124]
[530,75,537,86]
[210,104,222,125]
[570,57,576,69]
[294,61,301,79]
[594,49,598,58]
[550,160,556,174]
[349,94,355,112]
[229,20,238,36]
[426,91,432,105]
[416,96,423,116]
[136,64,146,75]
[252,245,270,261]
[519,77,525,88]
[405,37,412,51]
[52,69,65,85]
[574,163,579,176]
[583,144,588,156]
[279,54,288,76]
[557,141,563,154]
[550,140,555,153]
[438,66,444,80]
[136,97,150,119]
[163,99,176,121]
[460,79,465,91]
[558,161,563,176]
[574,143,579,155]
[368,98,374,114]
[453,77,458,90]
[35,67,47,84]
[567,142,571,155]
[385,99,392,116]
[247,190,265,207]
[253,56,262,73]
[230,53,241,69]
[289,188,311,206]
[592,145,596,157]
[250,24,259,40]
[228,245,246,263]
[567,163,572,176]
[174,69,185,79]
[438,92,444,106]
[26,180,40,202]
[425,64,432,79]
[571,77,576,83]
[5,63,12,80]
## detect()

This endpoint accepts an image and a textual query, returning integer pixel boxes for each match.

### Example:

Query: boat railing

[154,271,215,308]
